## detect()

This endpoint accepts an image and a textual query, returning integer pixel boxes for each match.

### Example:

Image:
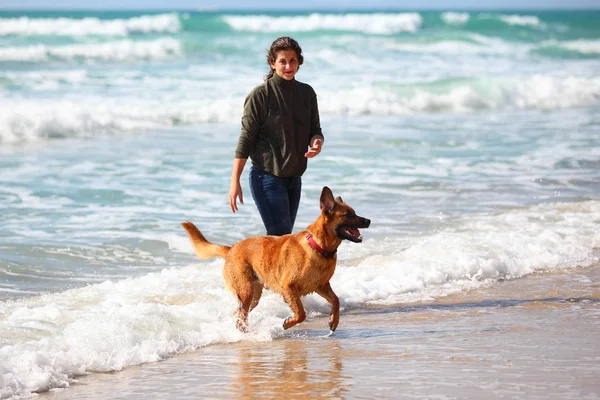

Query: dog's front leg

[282,288,306,330]
[316,282,340,332]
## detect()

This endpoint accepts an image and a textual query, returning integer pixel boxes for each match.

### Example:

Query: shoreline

[38,265,600,400]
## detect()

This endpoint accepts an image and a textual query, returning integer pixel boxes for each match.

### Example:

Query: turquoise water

[0,9,599,398]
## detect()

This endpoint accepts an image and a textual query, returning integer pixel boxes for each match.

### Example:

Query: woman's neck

[271,72,295,86]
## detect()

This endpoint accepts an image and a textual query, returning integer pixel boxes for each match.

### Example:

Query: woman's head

[265,37,304,81]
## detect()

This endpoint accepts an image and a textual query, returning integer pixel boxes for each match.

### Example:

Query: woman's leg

[249,167,294,236]
[287,175,302,231]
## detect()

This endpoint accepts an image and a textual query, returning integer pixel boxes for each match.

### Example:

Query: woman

[229,37,324,236]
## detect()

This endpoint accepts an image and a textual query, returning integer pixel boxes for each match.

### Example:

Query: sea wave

[0,199,598,397]
[536,39,600,57]
[440,12,546,30]
[2,74,599,143]
[498,14,545,28]
[441,12,470,26]
[0,96,239,144]
[4,35,597,64]
[0,38,181,63]
[320,75,600,115]
[0,13,181,37]
[559,39,600,55]
[0,11,597,41]
[223,12,423,34]
[377,33,521,55]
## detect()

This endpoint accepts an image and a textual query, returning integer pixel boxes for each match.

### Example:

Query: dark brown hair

[264,36,304,81]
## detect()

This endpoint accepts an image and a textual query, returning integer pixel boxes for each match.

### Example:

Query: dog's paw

[283,317,291,330]
[236,319,249,334]
[328,319,339,332]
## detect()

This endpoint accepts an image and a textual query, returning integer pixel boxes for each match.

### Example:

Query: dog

[181,186,370,332]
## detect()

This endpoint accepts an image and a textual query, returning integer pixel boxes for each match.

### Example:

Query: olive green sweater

[234,73,323,177]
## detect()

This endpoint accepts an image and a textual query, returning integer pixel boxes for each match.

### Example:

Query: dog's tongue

[348,228,360,237]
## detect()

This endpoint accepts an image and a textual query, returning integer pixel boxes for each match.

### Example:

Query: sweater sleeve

[310,88,323,141]
[234,87,265,159]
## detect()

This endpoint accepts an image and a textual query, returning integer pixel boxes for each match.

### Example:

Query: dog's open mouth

[338,226,363,243]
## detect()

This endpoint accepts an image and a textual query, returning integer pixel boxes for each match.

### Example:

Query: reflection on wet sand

[230,339,347,399]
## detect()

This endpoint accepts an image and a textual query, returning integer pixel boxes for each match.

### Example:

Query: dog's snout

[362,218,371,228]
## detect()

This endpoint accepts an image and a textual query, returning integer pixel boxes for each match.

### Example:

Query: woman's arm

[306,88,324,158]
[230,86,266,213]
[229,158,247,213]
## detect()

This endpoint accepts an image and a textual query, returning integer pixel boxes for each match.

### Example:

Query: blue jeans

[249,166,302,236]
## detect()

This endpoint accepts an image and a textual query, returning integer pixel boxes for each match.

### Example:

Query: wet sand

[40,266,600,400]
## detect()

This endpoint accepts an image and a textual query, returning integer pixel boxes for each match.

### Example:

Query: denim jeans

[249,166,302,236]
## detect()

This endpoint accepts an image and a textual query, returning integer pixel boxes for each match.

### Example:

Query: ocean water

[0,9,599,398]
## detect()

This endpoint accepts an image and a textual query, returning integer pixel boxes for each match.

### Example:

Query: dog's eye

[344,212,355,217]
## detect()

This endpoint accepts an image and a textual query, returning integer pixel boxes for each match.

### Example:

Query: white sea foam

[1,69,89,91]
[510,75,600,109]
[318,75,600,115]
[223,13,423,34]
[2,74,598,144]
[0,96,239,143]
[499,14,545,28]
[0,38,181,63]
[548,39,600,55]
[441,12,470,25]
[0,13,181,37]
[380,37,520,55]
[0,199,598,397]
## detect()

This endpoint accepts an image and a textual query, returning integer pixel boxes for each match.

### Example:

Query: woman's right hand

[229,180,244,213]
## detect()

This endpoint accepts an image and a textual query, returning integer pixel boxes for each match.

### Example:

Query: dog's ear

[320,186,335,213]
[335,196,343,203]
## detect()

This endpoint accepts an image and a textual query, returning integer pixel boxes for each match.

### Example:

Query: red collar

[306,233,336,259]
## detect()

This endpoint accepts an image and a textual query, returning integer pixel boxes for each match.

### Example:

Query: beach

[37,265,600,400]
[1,9,600,399]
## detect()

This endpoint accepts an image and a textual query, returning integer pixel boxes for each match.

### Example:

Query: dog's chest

[294,259,336,294]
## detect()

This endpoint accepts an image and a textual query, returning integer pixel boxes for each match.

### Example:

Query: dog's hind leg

[232,281,263,332]
[249,281,264,312]
[316,282,340,332]
[281,288,306,330]
[233,286,253,333]
[224,261,258,332]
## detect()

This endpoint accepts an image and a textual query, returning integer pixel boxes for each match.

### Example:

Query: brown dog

[181,186,370,332]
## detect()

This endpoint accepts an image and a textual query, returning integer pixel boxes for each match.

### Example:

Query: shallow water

[37,266,600,400]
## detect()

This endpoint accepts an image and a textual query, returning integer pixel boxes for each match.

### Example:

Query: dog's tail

[181,221,230,260]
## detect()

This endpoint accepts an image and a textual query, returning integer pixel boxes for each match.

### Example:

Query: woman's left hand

[305,137,323,158]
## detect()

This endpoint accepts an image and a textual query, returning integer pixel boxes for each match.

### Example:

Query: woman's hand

[229,180,244,213]
[305,136,324,158]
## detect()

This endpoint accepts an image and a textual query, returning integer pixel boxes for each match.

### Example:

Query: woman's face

[270,49,299,80]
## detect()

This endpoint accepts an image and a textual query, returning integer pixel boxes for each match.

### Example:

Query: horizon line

[1,6,600,11]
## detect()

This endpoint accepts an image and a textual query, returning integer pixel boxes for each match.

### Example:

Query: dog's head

[320,186,371,243]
